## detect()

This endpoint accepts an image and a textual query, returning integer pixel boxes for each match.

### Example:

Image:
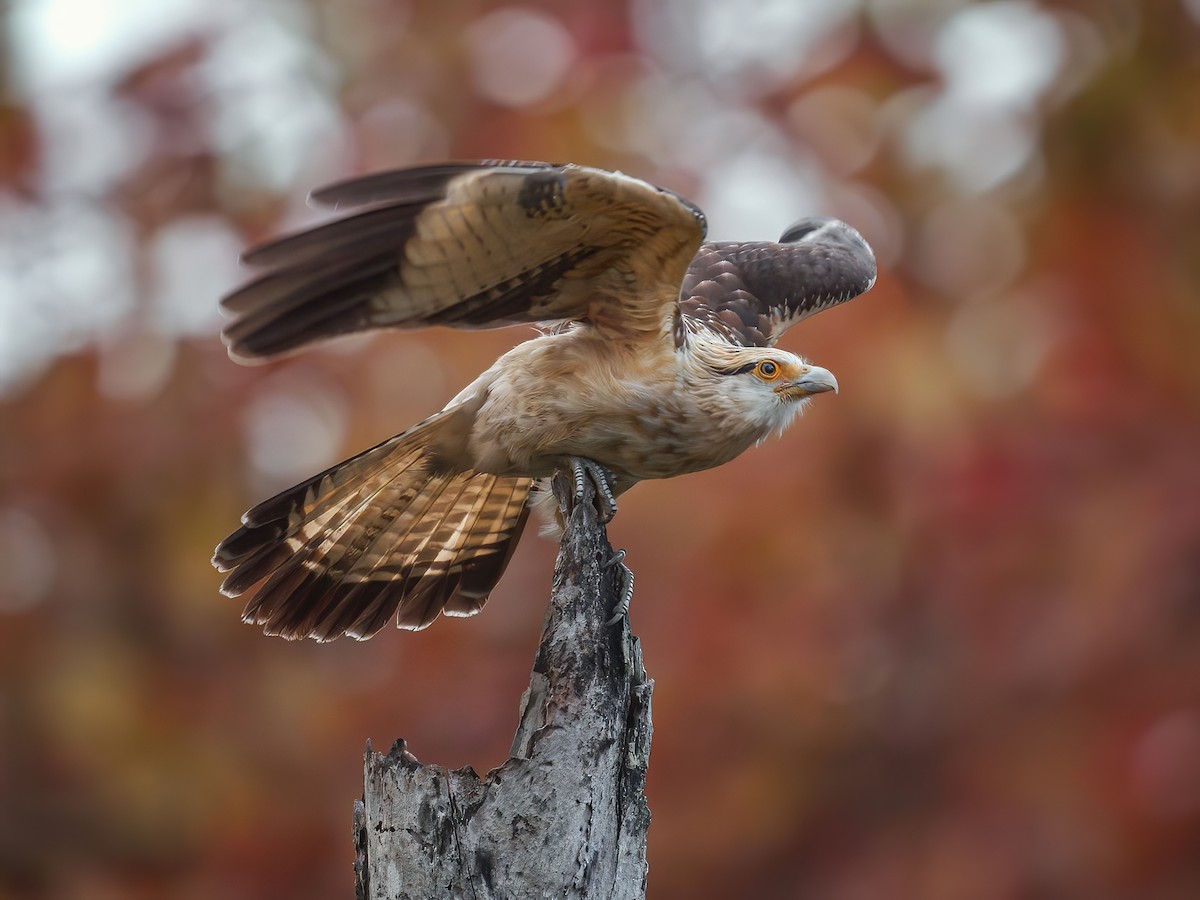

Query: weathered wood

[355,473,653,900]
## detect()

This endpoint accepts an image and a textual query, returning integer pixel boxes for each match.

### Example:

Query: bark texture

[354,473,653,899]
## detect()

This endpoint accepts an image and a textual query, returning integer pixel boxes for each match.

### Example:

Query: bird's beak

[778,365,838,399]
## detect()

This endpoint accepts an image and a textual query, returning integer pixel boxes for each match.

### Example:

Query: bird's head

[695,342,838,435]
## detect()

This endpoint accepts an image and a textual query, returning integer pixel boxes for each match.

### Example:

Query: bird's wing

[221,161,708,361]
[677,218,877,348]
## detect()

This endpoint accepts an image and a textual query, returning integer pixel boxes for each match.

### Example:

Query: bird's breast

[462,332,771,484]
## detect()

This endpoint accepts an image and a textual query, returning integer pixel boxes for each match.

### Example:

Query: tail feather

[316,580,392,643]
[213,432,427,575]
[331,472,468,635]
[394,476,531,627]
[261,469,462,638]
[213,414,533,641]
[343,473,532,636]
[439,499,530,618]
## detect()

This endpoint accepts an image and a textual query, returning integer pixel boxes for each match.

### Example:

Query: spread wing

[221,161,708,361]
[678,217,877,348]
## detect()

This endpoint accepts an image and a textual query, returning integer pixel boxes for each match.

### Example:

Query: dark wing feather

[222,161,708,361]
[306,160,556,209]
[678,217,876,348]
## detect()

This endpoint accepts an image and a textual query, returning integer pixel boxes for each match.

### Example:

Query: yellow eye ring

[755,359,782,381]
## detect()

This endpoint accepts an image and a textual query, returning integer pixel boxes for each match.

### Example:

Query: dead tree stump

[354,472,654,899]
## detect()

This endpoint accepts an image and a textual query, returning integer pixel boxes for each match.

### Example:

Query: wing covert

[678,217,876,347]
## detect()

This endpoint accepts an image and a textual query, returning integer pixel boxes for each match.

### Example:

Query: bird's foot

[570,457,619,523]
[603,548,634,626]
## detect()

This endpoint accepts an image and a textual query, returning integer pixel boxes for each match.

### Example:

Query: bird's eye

[755,360,781,381]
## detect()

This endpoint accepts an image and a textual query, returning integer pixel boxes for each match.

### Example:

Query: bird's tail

[212,412,533,641]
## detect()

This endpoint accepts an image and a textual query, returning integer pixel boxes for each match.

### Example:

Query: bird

[211,160,876,641]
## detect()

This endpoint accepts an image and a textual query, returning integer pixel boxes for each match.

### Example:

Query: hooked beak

[777,365,838,399]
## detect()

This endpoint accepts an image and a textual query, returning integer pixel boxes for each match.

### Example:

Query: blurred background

[2,0,1199,897]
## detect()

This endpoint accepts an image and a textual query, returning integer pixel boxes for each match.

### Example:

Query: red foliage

[2,2,1199,898]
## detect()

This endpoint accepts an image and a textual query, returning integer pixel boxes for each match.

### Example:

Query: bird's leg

[563,457,630,622]
[602,548,635,626]
[570,457,619,523]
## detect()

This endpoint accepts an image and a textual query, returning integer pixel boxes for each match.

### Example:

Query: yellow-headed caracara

[212,162,877,640]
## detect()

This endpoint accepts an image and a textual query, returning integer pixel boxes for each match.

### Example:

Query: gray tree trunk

[354,473,654,900]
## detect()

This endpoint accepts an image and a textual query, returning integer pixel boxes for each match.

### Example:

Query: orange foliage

[2,2,1199,898]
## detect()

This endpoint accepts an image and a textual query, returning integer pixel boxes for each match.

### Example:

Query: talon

[572,459,588,502]
[604,548,634,626]
[603,548,626,569]
[569,457,619,522]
